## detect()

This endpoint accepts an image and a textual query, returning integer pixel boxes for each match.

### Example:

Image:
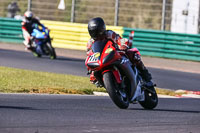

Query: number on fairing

[88,52,100,62]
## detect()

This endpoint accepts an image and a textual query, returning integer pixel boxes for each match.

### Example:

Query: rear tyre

[103,72,129,109]
[33,52,41,58]
[139,86,158,109]
[46,42,56,59]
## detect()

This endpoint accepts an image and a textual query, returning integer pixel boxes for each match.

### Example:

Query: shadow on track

[55,56,85,62]
[0,106,38,110]
[128,108,200,114]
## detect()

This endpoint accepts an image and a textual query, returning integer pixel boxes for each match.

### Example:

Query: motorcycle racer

[86,17,153,87]
[21,11,46,51]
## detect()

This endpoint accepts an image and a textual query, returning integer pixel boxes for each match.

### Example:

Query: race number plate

[88,52,100,63]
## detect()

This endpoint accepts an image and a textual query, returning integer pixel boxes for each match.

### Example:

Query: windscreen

[91,40,108,54]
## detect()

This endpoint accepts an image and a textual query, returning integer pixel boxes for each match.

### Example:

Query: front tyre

[31,47,41,58]
[139,86,158,109]
[103,72,129,109]
[33,52,41,58]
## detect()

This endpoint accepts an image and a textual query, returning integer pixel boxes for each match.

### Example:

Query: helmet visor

[89,29,99,39]
[26,17,32,21]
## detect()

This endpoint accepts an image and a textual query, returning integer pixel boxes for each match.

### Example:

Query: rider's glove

[30,36,35,41]
[119,38,130,51]
[119,45,128,51]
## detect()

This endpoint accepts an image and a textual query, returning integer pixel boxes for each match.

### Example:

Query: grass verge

[0,66,182,96]
[0,66,106,95]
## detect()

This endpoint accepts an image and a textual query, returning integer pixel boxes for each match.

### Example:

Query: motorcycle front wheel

[32,47,41,58]
[103,71,129,109]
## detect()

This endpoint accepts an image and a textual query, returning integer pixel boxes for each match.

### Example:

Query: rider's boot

[89,71,97,83]
[136,60,154,87]
[24,40,34,51]
[89,71,103,87]
[126,51,154,87]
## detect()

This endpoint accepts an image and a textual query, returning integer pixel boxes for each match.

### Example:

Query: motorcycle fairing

[31,29,45,39]
[102,50,115,64]
[86,40,121,71]
[86,40,123,86]
[86,52,100,69]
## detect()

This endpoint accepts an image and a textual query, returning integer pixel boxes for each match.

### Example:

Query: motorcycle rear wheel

[139,86,158,109]
[46,42,57,59]
[103,72,129,109]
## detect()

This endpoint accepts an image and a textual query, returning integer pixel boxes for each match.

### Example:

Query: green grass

[0,66,181,96]
[0,66,106,94]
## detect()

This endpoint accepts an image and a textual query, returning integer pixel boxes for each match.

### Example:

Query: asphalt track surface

[0,49,200,91]
[0,94,199,133]
[0,48,200,133]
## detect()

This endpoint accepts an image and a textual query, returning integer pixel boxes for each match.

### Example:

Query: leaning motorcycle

[85,39,158,109]
[30,25,56,59]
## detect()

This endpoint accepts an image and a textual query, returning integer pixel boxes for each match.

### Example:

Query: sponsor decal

[105,48,113,54]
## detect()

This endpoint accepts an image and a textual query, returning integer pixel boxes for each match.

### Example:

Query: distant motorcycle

[85,39,158,109]
[30,24,56,59]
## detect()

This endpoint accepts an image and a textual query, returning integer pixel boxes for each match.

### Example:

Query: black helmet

[88,17,106,40]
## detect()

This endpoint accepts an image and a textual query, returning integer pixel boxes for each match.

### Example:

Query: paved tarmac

[0,42,200,74]
[0,93,199,133]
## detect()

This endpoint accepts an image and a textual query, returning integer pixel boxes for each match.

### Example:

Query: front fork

[117,56,138,100]
[96,57,143,101]
[101,56,138,100]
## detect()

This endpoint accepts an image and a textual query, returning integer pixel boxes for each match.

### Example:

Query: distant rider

[86,17,153,87]
[21,11,46,51]
[7,1,21,18]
